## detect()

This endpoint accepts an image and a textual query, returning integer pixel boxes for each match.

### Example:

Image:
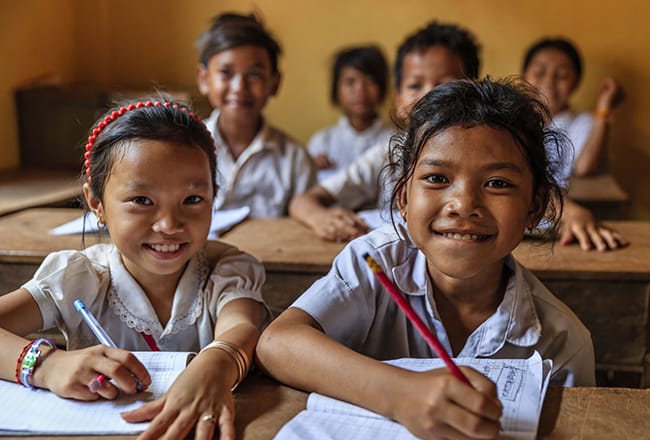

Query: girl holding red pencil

[257,78,595,440]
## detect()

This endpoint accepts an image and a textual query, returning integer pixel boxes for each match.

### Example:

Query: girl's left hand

[121,351,236,440]
[560,199,628,251]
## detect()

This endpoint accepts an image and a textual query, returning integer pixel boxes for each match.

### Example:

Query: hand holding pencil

[362,253,503,438]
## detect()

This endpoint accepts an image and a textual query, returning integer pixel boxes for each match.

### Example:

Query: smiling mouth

[438,232,491,242]
[145,243,185,253]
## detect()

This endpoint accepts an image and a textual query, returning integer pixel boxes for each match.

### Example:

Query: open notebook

[276,352,552,440]
[0,351,192,435]
[49,206,250,239]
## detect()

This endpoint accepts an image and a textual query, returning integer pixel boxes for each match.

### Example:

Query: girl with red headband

[0,98,268,440]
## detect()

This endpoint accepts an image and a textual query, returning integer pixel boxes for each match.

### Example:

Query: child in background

[0,99,268,440]
[307,45,392,180]
[522,37,625,177]
[257,79,595,440]
[290,21,480,242]
[522,37,627,251]
[196,13,316,217]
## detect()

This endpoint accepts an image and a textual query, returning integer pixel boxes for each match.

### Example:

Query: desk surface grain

[0,169,80,216]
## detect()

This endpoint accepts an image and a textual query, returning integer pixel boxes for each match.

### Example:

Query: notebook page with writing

[275,352,552,440]
[0,351,191,435]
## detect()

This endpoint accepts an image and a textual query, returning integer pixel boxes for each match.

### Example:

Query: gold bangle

[200,340,250,390]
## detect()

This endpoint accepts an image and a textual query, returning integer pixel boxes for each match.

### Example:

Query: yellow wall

[2,0,649,218]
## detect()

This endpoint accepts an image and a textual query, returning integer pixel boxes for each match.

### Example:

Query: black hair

[394,21,480,89]
[196,12,282,73]
[388,78,568,238]
[522,37,583,84]
[81,96,217,207]
[330,45,389,105]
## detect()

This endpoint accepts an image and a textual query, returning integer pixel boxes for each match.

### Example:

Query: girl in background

[308,45,392,180]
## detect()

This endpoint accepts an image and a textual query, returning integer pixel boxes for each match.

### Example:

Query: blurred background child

[522,37,628,251]
[196,12,316,217]
[307,45,392,181]
[522,37,625,178]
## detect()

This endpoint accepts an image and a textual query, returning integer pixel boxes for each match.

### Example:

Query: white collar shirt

[292,224,595,386]
[24,243,267,352]
[204,110,316,217]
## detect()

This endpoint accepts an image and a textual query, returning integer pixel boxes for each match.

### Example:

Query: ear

[83,183,105,224]
[270,71,282,97]
[526,191,547,229]
[396,182,408,223]
[196,64,209,96]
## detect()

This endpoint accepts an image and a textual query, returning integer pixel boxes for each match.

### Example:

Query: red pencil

[363,253,472,386]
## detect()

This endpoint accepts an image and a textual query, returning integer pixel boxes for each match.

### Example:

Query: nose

[444,185,481,218]
[152,208,184,235]
[230,74,244,92]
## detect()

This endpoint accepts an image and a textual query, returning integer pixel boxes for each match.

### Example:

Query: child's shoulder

[263,123,304,151]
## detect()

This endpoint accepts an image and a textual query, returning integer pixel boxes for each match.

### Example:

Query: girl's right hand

[35,345,151,401]
[313,207,369,242]
[393,366,502,440]
[313,154,336,170]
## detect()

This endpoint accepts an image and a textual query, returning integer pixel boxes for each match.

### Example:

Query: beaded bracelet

[20,338,57,389]
[200,340,250,390]
[15,340,34,385]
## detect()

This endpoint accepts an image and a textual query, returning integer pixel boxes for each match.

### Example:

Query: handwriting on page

[276,352,551,440]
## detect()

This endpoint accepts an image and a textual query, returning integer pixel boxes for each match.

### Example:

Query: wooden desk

[0,169,81,216]
[1,210,649,386]
[568,174,629,219]
[7,374,650,439]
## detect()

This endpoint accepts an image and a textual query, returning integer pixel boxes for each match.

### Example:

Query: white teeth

[150,243,181,253]
[444,233,480,241]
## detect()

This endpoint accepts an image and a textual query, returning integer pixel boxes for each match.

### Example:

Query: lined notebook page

[276,352,552,440]
[0,351,191,435]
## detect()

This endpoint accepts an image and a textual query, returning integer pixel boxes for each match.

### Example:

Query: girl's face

[399,125,543,285]
[336,66,381,121]
[84,139,214,291]
[197,45,280,123]
[523,48,578,115]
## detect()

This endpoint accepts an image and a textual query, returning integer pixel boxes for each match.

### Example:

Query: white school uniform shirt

[23,243,267,352]
[292,223,596,386]
[204,110,316,218]
[307,116,393,177]
[549,110,593,187]
[320,138,392,211]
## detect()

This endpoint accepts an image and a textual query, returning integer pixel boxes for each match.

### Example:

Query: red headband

[84,99,211,182]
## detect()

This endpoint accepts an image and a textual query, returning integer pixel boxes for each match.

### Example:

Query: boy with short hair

[196,13,316,217]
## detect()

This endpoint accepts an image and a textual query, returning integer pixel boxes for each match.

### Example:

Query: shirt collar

[207,109,278,158]
[107,245,207,338]
[390,227,541,355]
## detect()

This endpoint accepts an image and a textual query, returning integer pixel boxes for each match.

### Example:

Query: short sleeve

[291,242,377,347]
[204,244,269,320]
[22,248,110,331]
[320,141,388,210]
[565,112,594,163]
[290,140,318,198]
[307,129,329,157]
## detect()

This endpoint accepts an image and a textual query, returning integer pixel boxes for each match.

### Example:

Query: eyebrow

[121,180,212,192]
[417,158,525,173]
